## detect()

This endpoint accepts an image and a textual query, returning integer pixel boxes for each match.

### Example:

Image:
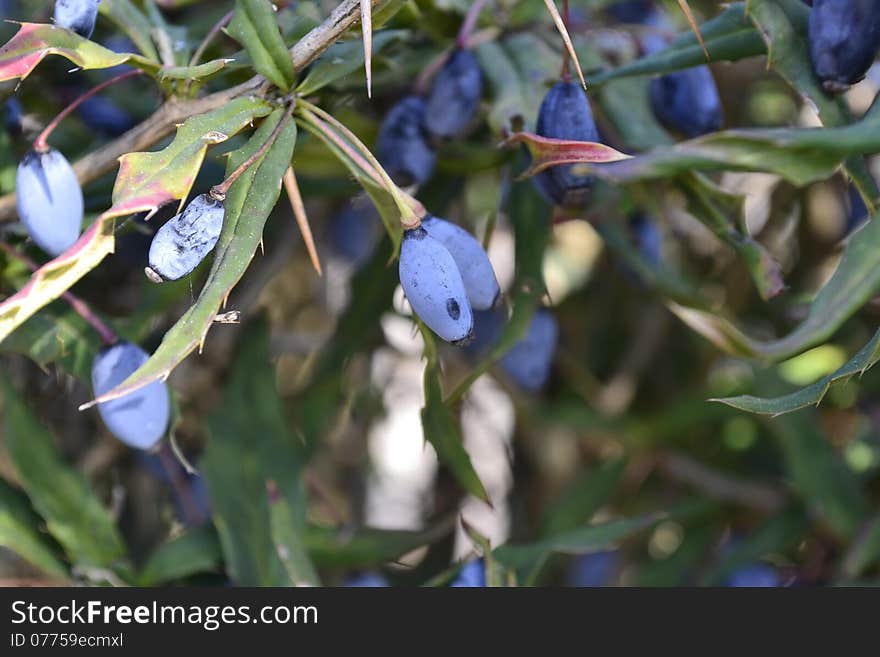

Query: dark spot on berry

[446,297,461,320]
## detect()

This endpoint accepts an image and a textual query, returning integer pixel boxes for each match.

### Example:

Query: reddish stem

[457,0,489,48]
[0,242,118,345]
[33,69,144,153]
[210,101,295,200]
[560,0,571,82]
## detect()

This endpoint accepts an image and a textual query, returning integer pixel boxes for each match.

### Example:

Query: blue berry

[398,227,474,345]
[649,65,723,138]
[343,572,389,587]
[463,308,505,358]
[421,215,499,310]
[809,0,880,93]
[54,0,102,39]
[329,203,380,267]
[500,309,558,391]
[424,48,483,139]
[568,551,618,587]
[377,95,436,187]
[4,97,23,137]
[725,564,781,587]
[532,81,600,208]
[146,193,225,282]
[846,186,870,234]
[607,1,656,23]
[75,95,135,137]
[16,148,83,256]
[629,213,662,265]
[91,341,171,450]
[451,559,486,587]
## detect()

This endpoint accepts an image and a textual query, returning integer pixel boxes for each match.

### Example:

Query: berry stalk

[456,0,489,48]
[210,100,296,200]
[33,69,144,153]
[0,241,118,345]
[188,9,236,67]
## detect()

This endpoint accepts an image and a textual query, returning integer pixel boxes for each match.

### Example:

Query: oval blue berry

[54,0,102,39]
[91,341,170,450]
[809,0,880,93]
[398,227,474,344]
[421,215,499,310]
[450,559,486,587]
[532,81,600,208]
[501,309,559,391]
[147,193,225,282]
[16,148,83,256]
[649,65,723,138]
[424,48,483,139]
[377,95,436,187]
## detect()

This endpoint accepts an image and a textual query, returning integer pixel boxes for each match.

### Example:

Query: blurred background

[0,0,879,587]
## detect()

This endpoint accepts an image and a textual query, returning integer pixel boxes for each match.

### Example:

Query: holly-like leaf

[0,22,131,82]
[83,108,296,407]
[0,97,271,345]
[228,0,297,91]
[714,329,880,415]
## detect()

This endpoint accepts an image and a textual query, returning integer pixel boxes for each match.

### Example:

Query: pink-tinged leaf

[0,98,271,344]
[0,22,131,82]
[503,131,632,178]
[0,220,115,343]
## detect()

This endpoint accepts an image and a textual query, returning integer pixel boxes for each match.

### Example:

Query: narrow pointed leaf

[228,0,297,91]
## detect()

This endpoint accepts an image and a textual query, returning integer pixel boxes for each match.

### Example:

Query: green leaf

[228,0,297,91]
[494,513,665,572]
[158,58,233,82]
[0,307,101,381]
[540,458,627,536]
[838,514,880,581]
[202,319,307,586]
[0,97,271,346]
[305,518,455,569]
[268,481,320,586]
[1,374,127,570]
[714,329,880,415]
[678,173,784,300]
[588,3,766,85]
[768,411,870,539]
[136,525,222,585]
[83,106,294,406]
[0,479,68,579]
[703,508,810,585]
[0,22,131,82]
[419,326,490,504]
[745,0,878,210]
[296,30,406,96]
[100,0,160,62]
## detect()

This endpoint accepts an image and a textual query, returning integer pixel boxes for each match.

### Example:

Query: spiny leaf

[714,329,880,415]
[0,22,130,82]
[83,108,296,407]
[0,97,271,345]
